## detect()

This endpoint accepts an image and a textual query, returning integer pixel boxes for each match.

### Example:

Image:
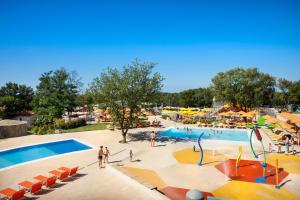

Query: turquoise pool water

[158,128,249,142]
[0,139,92,169]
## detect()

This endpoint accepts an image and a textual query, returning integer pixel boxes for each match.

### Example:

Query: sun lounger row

[0,166,78,200]
[198,123,246,129]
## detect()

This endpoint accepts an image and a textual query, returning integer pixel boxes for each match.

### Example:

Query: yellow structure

[213,181,300,200]
[120,166,166,189]
[235,146,242,168]
[267,154,300,174]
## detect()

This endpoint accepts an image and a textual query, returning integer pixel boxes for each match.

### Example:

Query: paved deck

[1,116,300,200]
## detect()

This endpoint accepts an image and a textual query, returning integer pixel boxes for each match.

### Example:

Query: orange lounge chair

[0,188,25,200]
[58,166,79,176]
[18,180,42,194]
[34,175,57,188]
[49,170,69,181]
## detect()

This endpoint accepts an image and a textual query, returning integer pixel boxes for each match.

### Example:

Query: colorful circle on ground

[257,116,265,126]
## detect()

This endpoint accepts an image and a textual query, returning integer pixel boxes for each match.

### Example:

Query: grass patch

[61,123,108,133]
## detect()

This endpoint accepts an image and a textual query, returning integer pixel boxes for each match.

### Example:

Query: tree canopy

[0,82,34,118]
[89,59,163,142]
[32,68,82,125]
[212,68,276,111]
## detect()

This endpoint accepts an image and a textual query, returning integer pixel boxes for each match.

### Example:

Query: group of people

[98,146,110,168]
[98,146,136,168]
[273,135,297,155]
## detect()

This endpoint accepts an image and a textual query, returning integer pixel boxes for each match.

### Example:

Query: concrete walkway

[1,116,299,200]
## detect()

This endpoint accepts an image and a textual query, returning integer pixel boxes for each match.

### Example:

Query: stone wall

[0,120,28,139]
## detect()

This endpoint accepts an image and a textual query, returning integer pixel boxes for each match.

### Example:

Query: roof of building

[0,119,27,126]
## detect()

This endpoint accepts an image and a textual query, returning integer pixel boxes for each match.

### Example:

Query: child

[290,138,295,155]
[129,149,133,161]
[269,143,273,153]
[285,136,289,155]
[104,147,110,163]
[150,131,156,147]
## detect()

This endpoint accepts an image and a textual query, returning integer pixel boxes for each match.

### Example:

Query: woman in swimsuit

[98,146,104,168]
[150,131,156,147]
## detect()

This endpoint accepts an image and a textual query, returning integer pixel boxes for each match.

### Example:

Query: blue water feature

[158,128,249,142]
[0,139,92,169]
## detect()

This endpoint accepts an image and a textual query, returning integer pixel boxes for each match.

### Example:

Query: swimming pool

[0,139,93,169]
[158,128,249,142]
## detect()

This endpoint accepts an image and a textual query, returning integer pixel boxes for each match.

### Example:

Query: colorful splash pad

[215,159,289,185]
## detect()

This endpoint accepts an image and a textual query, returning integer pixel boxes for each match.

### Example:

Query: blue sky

[0,0,299,92]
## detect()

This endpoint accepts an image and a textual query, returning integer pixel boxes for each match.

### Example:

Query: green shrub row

[30,124,54,135]
[161,114,169,119]
[54,118,86,129]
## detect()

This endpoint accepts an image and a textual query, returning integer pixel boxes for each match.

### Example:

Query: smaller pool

[158,128,249,142]
[0,139,93,169]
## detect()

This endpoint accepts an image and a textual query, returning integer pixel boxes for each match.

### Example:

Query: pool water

[0,139,92,169]
[158,128,249,142]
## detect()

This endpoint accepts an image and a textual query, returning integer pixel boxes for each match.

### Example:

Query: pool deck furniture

[49,170,69,181]
[0,188,25,200]
[58,166,79,176]
[18,180,42,194]
[34,175,57,188]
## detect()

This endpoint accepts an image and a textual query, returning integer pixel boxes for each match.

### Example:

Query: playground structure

[215,116,289,187]
[197,132,204,166]
[275,159,280,189]
[249,117,280,184]
[235,146,242,168]
[192,116,288,188]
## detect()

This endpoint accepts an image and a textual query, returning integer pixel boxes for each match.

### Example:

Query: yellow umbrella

[238,111,246,115]
[196,112,206,117]
[226,111,237,115]
[218,112,229,117]
[248,111,258,115]
[264,115,280,123]
[279,112,300,124]
[94,109,104,113]
[242,112,255,118]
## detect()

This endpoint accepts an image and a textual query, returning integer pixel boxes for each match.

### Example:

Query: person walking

[104,147,110,163]
[129,149,133,161]
[150,131,156,147]
[285,136,290,155]
[290,137,295,155]
[98,146,104,168]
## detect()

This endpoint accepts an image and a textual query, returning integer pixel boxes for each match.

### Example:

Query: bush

[54,118,86,129]
[30,124,54,135]
[161,114,169,120]
[182,118,197,124]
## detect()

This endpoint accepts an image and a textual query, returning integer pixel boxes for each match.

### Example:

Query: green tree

[32,68,82,125]
[160,92,180,107]
[76,92,95,114]
[212,68,276,111]
[289,80,300,106]
[0,82,34,118]
[180,89,198,107]
[89,59,163,142]
[277,78,293,108]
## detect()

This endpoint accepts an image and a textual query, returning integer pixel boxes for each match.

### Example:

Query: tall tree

[32,68,82,125]
[89,59,163,142]
[289,80,300,106]
[277,78,293,108]
[212,68,276,111]
[0,82,34,118]
[160,92,180,107]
